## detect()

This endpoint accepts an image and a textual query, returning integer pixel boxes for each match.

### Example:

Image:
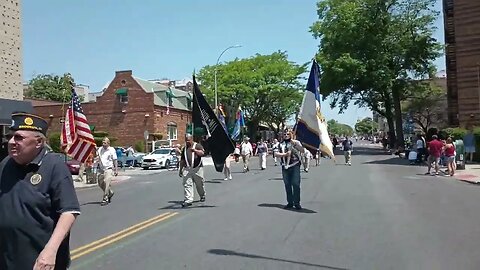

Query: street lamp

[214,45,242,113]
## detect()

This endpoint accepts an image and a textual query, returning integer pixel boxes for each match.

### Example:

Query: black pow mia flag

[192,76,235,172]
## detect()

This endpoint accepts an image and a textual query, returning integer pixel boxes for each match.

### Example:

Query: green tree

[197,51,306,137]
[328,119,354,136]
[310,0,442,148]
[25,73,81,102]
[402,80,446,134]
[355,117,378,135]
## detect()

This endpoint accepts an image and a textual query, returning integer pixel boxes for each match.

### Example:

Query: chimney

[115,70,133,76]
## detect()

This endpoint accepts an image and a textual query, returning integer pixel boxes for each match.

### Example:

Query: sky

[22,0,445,127]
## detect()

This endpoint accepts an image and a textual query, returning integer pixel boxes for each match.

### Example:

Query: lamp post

[214,45,242,113]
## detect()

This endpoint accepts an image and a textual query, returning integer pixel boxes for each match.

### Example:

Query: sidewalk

[455,164,480,184]
[73,172,132,189]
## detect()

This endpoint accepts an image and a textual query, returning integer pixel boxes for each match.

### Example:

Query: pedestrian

[463,127,476,163]
[233,145,241,162]
[303,148,312,172]
[272,138,279,166]
[126,145,135,168]
[240,137,253,172]
[274,129,304,210]
[256,139,268,170]
[223,154,233,181]
[0,112,80,270]
[315,149,321,166]
[95,137,118,206]
[342,136,353,165]
[416,134,426,164]
[444,137,456,176]
[425,135,443,176]
[179,133,206,207]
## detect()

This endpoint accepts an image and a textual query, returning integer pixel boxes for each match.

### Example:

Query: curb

[74,176,131,190]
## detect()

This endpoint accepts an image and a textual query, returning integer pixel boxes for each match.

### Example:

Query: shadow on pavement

[207,249,349,270]
[206,179,225,183]
[80,201,102,206]
[363,157,410,166]
[158,200,217,210]
[258,203,317,214]
[268,177,284,181]
[350,146,390,156]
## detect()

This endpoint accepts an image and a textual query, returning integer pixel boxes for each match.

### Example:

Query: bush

[135,140,145,152]
[93,131,109,138]
[48,132,61,152]
[443,127,467,140]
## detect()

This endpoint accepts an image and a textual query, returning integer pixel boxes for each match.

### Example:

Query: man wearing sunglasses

[0,112,80,270]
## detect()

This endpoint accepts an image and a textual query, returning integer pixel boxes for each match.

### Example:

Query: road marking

[70,212,178,260]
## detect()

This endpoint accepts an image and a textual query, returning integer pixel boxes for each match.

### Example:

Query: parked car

[52,153,82,175]
[141,148,176,170]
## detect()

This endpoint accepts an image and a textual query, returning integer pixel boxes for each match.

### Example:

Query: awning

[0,98,33,125]
[115,88,128,96]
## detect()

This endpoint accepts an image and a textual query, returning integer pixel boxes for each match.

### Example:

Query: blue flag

[295,60,334,158]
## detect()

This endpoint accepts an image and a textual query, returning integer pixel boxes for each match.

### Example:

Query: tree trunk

[383,95,396,149]
[392,85,405,149]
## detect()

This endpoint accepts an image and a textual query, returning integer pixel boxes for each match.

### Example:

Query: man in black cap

[0,112,80,270]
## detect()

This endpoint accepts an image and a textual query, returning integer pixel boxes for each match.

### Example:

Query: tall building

[0,0,22,100]
[444,0,480,127]
[0,0,32,161]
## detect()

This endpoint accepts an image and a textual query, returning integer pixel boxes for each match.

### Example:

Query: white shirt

[241,142,253,155]
[416,139,424,149]
[97,146,117,169]
[304,149,312,159]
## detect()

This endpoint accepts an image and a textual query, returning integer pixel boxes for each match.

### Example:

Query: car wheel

[143,167,149,170]
[165,160,170,169]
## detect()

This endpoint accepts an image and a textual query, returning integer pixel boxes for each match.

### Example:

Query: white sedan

[141,148,175,169]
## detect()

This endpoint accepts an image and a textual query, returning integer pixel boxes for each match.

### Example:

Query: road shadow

[80,201,102,206]
[363,157,411,166]
[158,200,217,210]
[268,177,284,181]
[206,179,224,183]
[207,249,348,270]
[258,203,317,214]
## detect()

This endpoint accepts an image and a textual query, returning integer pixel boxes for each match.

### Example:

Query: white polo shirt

[97,146,117,170]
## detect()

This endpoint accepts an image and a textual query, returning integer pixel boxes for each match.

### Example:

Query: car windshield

[152,149,171,155]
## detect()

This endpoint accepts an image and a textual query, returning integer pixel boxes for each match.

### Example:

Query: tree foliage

[327,119,354,136]
[310,0,442,148]
[355,117,378,135]
[197,51,306,136]
[25,73,79,102]
[402,80,447,134]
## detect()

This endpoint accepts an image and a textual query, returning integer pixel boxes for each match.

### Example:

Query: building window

[116,88,128,103]
[167,123,177,141]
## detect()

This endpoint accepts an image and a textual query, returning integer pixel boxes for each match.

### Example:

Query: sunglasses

[6,134,41,142]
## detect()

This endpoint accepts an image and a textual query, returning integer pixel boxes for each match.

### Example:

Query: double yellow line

[70,212,178,260]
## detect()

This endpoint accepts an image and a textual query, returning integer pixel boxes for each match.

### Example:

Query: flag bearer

[179,133,206,207]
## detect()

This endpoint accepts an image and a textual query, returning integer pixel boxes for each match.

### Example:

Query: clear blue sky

[22,0,445,127]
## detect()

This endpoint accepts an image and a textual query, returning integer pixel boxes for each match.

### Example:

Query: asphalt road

[69,142,480,270]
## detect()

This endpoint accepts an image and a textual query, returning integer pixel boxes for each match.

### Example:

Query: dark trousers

[282,164,301,205]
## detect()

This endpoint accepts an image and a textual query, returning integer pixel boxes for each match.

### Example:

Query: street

[70,143,480,270]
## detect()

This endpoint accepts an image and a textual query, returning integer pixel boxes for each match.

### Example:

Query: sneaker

[294,204,302,210]
[108,191,114,203]
[181,202,192,207]
[224,178,228,181]
[283,204,293,209]
[200,196,206,202]
[228,175,232,180]
[100,199,109,206]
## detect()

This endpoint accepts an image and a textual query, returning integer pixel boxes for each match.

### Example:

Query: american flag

[61,89,96,163]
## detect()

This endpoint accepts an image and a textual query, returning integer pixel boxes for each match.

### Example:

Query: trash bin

[454,139,466,170]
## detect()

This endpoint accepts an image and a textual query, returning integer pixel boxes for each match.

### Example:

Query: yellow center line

[71,212,178,260]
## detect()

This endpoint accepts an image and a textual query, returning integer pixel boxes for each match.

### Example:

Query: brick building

[444,0,480,127]
[32,70,192,150]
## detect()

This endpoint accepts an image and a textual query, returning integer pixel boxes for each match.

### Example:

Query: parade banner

[192,76,235,172]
